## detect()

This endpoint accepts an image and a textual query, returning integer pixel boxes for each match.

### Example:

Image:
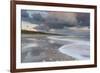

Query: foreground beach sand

[21,34,75,63]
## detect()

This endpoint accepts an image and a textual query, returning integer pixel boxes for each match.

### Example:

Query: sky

[21,9,90,37]
[21,9,90,39]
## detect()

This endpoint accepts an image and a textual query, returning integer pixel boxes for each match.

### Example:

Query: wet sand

[21,34,75,63]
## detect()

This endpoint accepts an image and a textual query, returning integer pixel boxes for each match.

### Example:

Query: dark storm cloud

[43,12,90,29]
[21,10,90,29]
[77,13,90,26]
[21,10,45,24]
[21,10,29,18]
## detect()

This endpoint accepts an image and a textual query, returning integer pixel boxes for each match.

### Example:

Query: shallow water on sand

[21,34,90,63]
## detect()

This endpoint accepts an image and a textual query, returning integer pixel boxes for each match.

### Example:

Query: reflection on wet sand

[21,34,76,63]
